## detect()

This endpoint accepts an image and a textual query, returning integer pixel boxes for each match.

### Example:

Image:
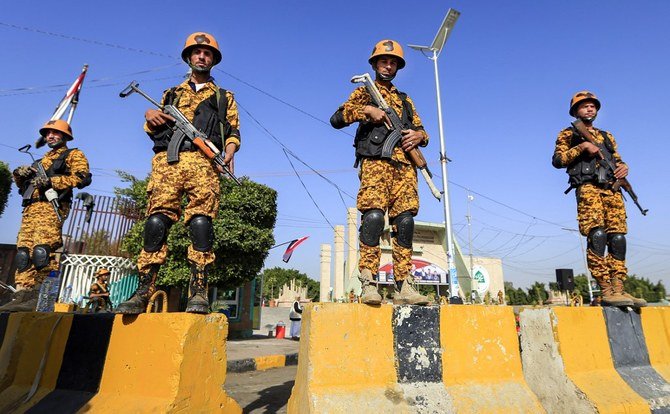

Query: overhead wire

[2,21,665,278]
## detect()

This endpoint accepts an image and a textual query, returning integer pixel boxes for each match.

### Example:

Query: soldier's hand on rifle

[613,163,628,179]
[363,105,392,129]
[219,142,236,175]
[145,109,175,128]
[401,129,424,151]
[13,165,36,179]
[578,141,600,157]
[31,175,51,189]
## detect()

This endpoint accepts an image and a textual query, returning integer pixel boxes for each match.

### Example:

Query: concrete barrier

[0,312,74,413]
[287,303,405,413]
[0,312,241,413]
[441,306,544,413]
[519,307,652,413]
[288,303,543,413]
[640,307,670,383]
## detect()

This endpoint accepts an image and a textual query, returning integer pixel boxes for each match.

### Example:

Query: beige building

[319,207,505,303]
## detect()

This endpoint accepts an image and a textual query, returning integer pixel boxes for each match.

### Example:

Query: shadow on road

[242,379,295,414]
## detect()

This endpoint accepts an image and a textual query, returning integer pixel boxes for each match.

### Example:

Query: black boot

[116,265,159,315]
[185,264,210,314]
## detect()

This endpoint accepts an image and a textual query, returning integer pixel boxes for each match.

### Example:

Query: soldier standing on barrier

[0,120,91,312]
[330,40,430,306]
[116,32,240,314]
[552,91,646,307]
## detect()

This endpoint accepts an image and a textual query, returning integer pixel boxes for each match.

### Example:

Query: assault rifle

[119,81,241,185]
[571,119,648,216]
[350,73,442,201]
[18,144,63,222]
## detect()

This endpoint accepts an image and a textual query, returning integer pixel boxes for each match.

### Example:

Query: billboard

[378,258,448,284]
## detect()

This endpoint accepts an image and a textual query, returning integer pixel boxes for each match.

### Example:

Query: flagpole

[66,64,88,124]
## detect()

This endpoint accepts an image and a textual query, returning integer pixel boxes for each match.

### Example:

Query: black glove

[31,175,52,189]
[13,165,35,179]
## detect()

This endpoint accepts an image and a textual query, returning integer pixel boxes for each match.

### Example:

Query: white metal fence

[59,254,137,307]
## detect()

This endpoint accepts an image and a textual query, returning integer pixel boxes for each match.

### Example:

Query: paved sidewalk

[227,335,300,373]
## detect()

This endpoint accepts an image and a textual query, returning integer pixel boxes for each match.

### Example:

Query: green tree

[527,282,548,305]
[624,275,667,303]
[117,171,277,289]
[573,274,592,304]
[261,267,320,301]
[0,161,11,218]
[504,282,530,305]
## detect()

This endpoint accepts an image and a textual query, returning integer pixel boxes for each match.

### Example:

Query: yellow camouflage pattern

[13,144,86,289]
[13,146,90,201]
[15,202,71,288]
[554,126,628,285]
[144,79,241,150]
[356,151,419,281]
[553,126,624,168]
[340,82,428,165]
[136,151,219,273]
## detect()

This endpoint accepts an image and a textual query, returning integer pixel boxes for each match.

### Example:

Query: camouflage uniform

[136,79,240,275]
[553,126,627,283]
[340,82,428,281]
[13,147,88,288]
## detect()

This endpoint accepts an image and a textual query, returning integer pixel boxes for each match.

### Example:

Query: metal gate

[59,194,141,306]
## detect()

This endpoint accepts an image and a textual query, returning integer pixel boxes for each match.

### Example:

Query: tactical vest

[566,127,616,188]
[148,86,230,154]
[21,148,92,206]
[353,91,414,164]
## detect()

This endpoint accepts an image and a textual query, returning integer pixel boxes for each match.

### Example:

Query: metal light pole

[409,8,461,298]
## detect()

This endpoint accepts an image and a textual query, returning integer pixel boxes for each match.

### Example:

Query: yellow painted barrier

[255,354,286,371]
[440,306,545,413]
[287,303,408,413]
[79,313,240,413]
[0,312,73,413]
[553,307,649,413]
[641,307,670,382]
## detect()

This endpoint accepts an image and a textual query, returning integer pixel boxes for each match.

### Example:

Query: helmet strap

[47,137,64,149]
[376,71,395,82]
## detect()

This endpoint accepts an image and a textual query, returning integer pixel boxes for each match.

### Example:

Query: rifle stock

[571,119,648,215]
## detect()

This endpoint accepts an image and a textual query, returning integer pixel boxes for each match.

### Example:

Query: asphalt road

[225,365,297,414]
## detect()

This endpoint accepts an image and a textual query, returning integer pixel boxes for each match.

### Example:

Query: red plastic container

[275,321,286,339]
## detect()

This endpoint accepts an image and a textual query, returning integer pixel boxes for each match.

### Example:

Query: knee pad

[189,215,214,252]
[144,213,172,253]
[392,211,414,249]
[359,209,385,247]
[608,233,626,261]
[587,227,607,257]
[32,244,51,270]
[15,247,31,272]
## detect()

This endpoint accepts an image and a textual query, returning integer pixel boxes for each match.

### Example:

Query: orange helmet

[95,268,111,277]
[181,32,222,66]
[36,119,73,147]
[569,91,601,117]
[369,39,406,69]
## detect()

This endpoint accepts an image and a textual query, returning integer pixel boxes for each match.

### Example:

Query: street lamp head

[430,8,461,56]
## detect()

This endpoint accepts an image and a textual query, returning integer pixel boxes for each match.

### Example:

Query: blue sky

[0,1,668,289]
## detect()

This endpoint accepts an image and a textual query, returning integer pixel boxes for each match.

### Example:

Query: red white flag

[52,64,88,120]
[37,65,88,148]
[282,236,309,263]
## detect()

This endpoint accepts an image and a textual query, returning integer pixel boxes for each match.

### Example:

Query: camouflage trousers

[576,183,627,282]
[136,151,220,274]
[357,158,418,282]
[15,201,70,288]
